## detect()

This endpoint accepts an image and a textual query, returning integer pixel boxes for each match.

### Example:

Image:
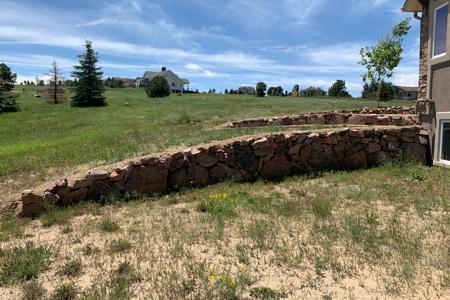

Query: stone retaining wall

[9,127,429,217]
[229,106,418,128]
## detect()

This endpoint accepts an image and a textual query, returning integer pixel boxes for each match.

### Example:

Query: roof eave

[402,0,424,12]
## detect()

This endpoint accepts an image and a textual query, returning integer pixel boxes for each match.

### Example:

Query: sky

[0,0,420,96]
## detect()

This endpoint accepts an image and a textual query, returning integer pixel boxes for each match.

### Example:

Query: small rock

[43,192,59,205]
[88,170,110,181]
[196,152,218,168]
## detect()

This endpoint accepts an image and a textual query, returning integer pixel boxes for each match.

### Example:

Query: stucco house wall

[404,0,450,166]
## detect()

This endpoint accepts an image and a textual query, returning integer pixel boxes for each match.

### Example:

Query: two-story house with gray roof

[403,0,450,166]
[137,67,189,93]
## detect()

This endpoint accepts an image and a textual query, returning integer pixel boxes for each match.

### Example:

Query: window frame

[433,2,449,59]
[438,119,450,164]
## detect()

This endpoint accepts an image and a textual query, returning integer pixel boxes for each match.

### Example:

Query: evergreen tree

[71,40,106,107]
[328,80,351,97]
[292,84,300,97]
[256,82,267,97]
[362,81,394,101]
[0,63,20,113]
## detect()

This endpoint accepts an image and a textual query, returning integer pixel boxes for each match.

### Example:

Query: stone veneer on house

[7,126,429,218]
[419,6,429,100]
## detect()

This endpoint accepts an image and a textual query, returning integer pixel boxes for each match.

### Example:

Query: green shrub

[98,218,120,233]
[250,287,288,300]
[51,283,78,300]
[109,239,132,254]
[0,210,25,241]
[312,198,333,219]
[82,244,100,256]
[145,76,170,98]
[0,93,20,113]
[59,260,83,277]
[196,195,237,219]
[0,243,52,285]
[21,281,46,300]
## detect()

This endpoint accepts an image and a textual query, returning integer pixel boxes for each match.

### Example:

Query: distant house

[393,85,419,100]
[112,77,136,88]
[138,67,190,93]
[300,87,327,97]
[237,86,256,95]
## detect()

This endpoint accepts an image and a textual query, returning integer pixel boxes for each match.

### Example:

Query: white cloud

[183,64,219,78]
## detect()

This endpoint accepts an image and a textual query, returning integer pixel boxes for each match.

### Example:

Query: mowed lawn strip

[0,87,410,195]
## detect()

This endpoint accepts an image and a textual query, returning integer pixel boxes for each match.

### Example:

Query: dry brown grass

[1,162,449,299]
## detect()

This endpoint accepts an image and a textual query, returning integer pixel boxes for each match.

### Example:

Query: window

[434,3,448,57]
[441,122,450,161]
[172,82,176,87]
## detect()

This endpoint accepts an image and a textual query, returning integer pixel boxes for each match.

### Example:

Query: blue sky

[0,0,420,96]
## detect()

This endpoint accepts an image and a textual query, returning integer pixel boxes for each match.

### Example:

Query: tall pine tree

[71,40,106,107]
[0,63,20,113]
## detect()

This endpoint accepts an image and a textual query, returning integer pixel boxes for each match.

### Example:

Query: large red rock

[125,165,169,195]
[43,192,59,205]
[196,152,218,168]
[187,165,209,186]
[366,143,381,154]
[261,155,292,178]
[345,151,368,169]
[68,176,92,190]
[16,190,44,217]
[169,169,188,188]
[168,152,184,171]
[347,115,368,125]
[209,163,233,183]
[401,143,427,164]
[61,188,88,205]
[288,144,301,156]
[87,181,118,200]
[252,138,273,156]
[301,145,313,159]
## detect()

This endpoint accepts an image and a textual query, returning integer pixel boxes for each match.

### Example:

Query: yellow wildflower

[229,279,236,288]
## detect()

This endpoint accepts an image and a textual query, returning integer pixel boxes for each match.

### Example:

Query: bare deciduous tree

[45,60,65,104]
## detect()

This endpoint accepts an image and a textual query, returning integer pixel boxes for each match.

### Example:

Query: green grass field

[0,87,409,197]
[2,88,450,299]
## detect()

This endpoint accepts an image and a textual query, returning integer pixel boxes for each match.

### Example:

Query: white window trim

[438,120,450,164]
[432,2,449,59]
[435,112,450,167]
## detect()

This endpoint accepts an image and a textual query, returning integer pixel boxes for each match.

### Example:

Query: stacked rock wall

[229,107,418,128]
[10,127,428,217]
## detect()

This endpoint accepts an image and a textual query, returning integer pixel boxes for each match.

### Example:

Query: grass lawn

[1,88,448,299]
[0,87,409,199]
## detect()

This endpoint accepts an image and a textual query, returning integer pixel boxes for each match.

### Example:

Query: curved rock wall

[229,107,418,128]
[10,127,428,217]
